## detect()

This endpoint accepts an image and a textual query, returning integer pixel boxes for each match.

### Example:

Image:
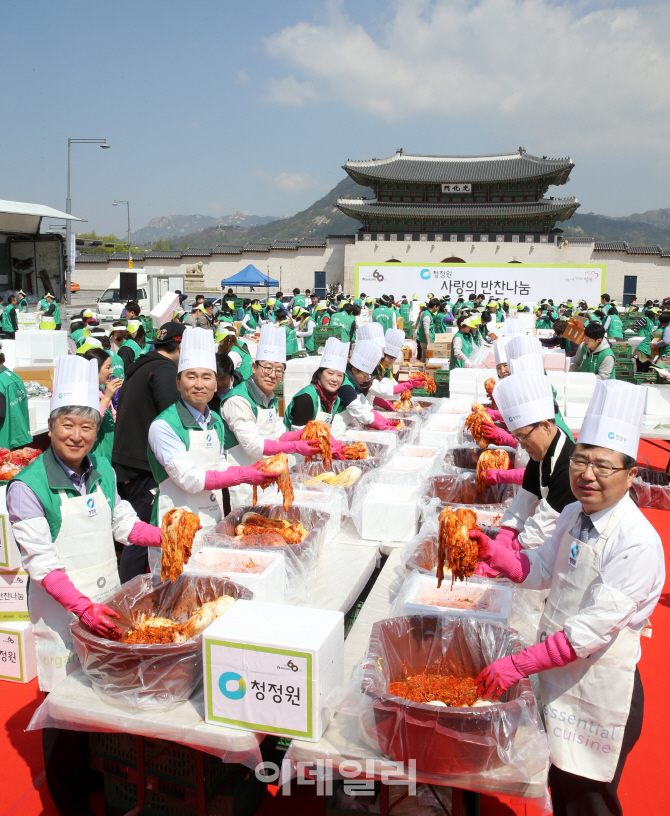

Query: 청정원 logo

[219,672,246,700]
[420,268,431,280]
[86,498,94,509]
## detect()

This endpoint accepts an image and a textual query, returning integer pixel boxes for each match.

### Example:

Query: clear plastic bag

[203,504,328,598]
[382,444,447,481]
[291,459,374,508]
[351,469,422,543]
[630,467,670,510]
[375,411,425,445]
[334,615,548,780]
[437,398,475,415]
[444,443,518,471]
[419,472,515,517]
[71,573,252,711]
[470,343,493,368]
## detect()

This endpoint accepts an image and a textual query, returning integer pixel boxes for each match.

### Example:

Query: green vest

[18,298,28,313]
[354,298,363,308]
[372,306,394,333]
[536,317,553,329]
[240,310,257,336]
[14,448,117,541]
[283,324,299,356]
[329,312,355,343]
[54,303,62,327]
[293,296,306,309]
[335,371,360,414]
[399,303,411,323]
[120,337,142,362]
[221,381,278,450]
[70,327,87,347]
[38,298,48,312]
[109,353,125,381]
[147,401,225,524]
[637,317,654,338]
[1,305,16,332]
[449,331,474,370]
[283,384,341,430]
[607,315,623,339]
[578,344,616,379]
[92,405,115,460]
[299,318,316,353]
[417,310,435,344]
[232,343,254,380]
[0,367,31,449]
[634,325,655,358]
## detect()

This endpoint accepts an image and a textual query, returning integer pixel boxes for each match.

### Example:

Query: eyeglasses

[256,363,284,378]
[512,423,540,444]
[569,458,630,478]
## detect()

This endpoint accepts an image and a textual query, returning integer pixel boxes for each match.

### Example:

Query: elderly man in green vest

[570,321,615,380]
[6,355,167,815]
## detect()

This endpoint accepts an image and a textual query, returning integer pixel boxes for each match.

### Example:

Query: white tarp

[0,199,84,236]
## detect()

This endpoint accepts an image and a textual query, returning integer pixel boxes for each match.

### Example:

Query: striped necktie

[579,513,593,544]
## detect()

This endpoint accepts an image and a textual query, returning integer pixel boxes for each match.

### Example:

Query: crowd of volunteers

[1,285,666,816]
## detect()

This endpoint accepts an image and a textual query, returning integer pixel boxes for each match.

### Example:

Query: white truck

[96,268,185,318]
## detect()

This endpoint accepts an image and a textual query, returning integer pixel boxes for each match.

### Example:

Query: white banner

[355,263,605,306]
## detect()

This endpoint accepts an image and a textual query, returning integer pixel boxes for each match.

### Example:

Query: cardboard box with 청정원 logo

[0,486,23,572]
[0,569,29,621]
[203,600,343,742]
[0,623,37,683]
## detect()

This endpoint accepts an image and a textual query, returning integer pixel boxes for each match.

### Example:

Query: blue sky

[4,0,670,234]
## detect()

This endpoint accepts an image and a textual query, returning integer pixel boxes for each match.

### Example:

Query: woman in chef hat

[336,339,398,431]
[221,324,323,507]
[147,328,276,559]
[473,379,663,816]
[366,328,427,407]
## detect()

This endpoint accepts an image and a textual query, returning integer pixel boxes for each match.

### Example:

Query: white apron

[538,497,644,782]
[30,486,120,692]
[148,428,223,574]
[226,404,279,510]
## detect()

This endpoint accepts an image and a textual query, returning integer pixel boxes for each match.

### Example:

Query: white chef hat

[356,321,385,349]
[178,327,217,373]
[255,324,286,364]
[492,372,555,431]
[579,379,645,459]
[509,354,545,376]
[51,355,100,414]
[319,338,349,373]
[494,338,509,366]
[505,334,542,361]
[350,339,383,375]
[504,319,525,337]
[384,328,405,359]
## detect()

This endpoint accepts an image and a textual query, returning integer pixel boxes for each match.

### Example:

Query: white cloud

[266,75,318,106]
[254,169,323,193]
[234,69,250,85]
[263,1,670,153]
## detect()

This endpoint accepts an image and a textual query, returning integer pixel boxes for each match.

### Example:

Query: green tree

[181,240,189,250]
[155,237,171,250]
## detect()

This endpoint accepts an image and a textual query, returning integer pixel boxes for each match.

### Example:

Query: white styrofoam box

[15,331,68,365]
[1,340,16,371]
[342,429,397,451]
[396,444,443,460]
[283,357,322,409]
[628,336,643,352]
[448,368,478,400]
[543,350,566,371]
[644,385,670,416]
[17,314,38,330]
[28,397,50,435]
[288,488,343,541]
[475,369,497,402]
[384,456,437,478]
[418,415,466,449]
[565,372,597,418]
[186,547,286,602]
[359,482,420,542]
[437,398,474,415]
[0,621,37,683]
[401,572,512,627]
[425,357,450,369]
[0,489,22,572]
[0,570,29,621]
[203,600,343,741]
[546,372,567,412]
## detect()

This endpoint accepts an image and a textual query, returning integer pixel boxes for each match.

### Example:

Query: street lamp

[113,200,131,267]
[66,138,110,305]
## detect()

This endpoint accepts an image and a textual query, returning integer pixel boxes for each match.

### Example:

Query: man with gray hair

[6,355,163,816]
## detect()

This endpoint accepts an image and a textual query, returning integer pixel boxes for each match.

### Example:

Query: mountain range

[132,177,670,249]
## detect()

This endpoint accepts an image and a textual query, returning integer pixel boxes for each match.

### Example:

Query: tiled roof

[75,254,109,263]
[182,247,212,256]
[270,240,299,249]
[344,149,574,185]
[594,241,627,251]
[626,245,661,255]
[336,198,580,220]
[299,237,327,247]
[212,245,243,254]
[108,251,146,261]
[143,250,183,258]
[243,243,271,252]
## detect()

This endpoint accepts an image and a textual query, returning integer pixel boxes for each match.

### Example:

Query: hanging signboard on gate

[355,263,605,306]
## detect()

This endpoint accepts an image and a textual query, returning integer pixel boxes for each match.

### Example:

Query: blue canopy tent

[221,264,278,294]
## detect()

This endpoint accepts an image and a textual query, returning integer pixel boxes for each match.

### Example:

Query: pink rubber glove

[469,530,530,583]
[475,632,577,700]
[331,438,347,460]
[373,397,397,411]
[494,526,521,547]
[482,423,518,448]
[204,466,278,490]
[407,377,428,391]
[279,430,303,442]
[482,468,525,486]
[42,570,120,637]
[486,408,503,421]
[474,561,501,578]
[128,521,162,547]
[263,438,321,456]
[369,411,396,431]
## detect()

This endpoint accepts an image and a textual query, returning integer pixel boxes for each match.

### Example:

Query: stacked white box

[418,415,466,449]
[203,600,343,741]
[1,340,16,371]
[359,482,420,542]
[283,358,322,411]
[565,372,597,418]
[475,370,497,402]
[448,369,477,401]
[185,548,286,602]
[543,350,566,371]
[546,372,567,413]
[28,398,51,435]
[0,622,37,683]
[644,385,670,418]
[15,331,68,366]
[0,570,29,622]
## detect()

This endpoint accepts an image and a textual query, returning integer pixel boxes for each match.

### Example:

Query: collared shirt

[221,379,283,460]
[246,377,275,409]
[149,399,223,468]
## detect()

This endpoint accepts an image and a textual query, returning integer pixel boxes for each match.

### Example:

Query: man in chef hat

[366,328,426,406]
[336,338,398,431]
[473,379,663,815]
[221,324,323,507]
[5,355,170,814]
[148,328,276,552]
[474,371,576,558]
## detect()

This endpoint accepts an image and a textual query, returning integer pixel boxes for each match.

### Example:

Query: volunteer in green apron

[473,379,662,816]
[372,297,396,333]
[0,347,31,449]
[283,337,347,429]
[38,293,57,330]
[221,325,321,507]
[218,327,254,380]
[367,329,426,406]
[399,298,411,326]
[1,294,18,339]
[16,289,28,313]
[295,307,316,353]
[112,320,143,374]
[570,322,615,379]
[82,348,123,460]
[604,305,624,340]
[329,304,356,342]
[417,298,439,360]
[449,315,475,369]
[6,355,165,814]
